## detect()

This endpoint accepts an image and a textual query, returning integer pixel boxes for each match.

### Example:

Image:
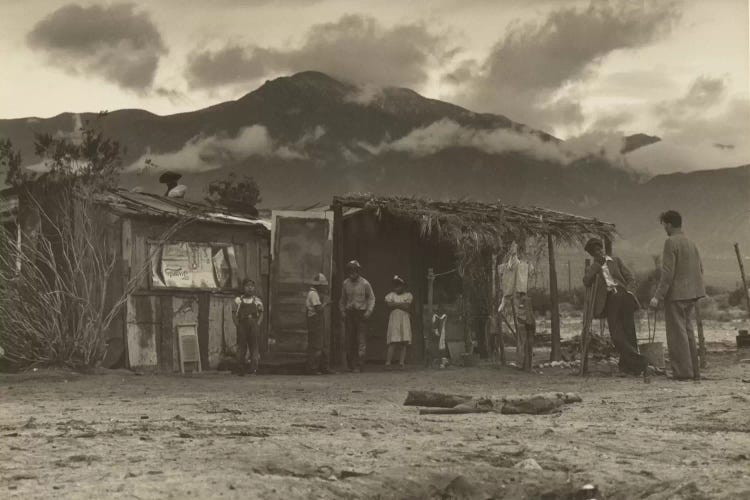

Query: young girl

[385,276,413,369]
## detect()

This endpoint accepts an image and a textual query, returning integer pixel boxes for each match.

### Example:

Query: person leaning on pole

[649,210,706,380]
[339,260,375,373]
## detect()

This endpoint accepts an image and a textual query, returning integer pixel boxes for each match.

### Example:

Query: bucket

[639,342,665,368]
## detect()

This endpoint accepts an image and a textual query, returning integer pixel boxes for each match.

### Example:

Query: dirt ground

[2,330,750,499]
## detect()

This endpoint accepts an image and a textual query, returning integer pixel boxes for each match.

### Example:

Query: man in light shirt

[339,260,375,373]
[583,238,649,376]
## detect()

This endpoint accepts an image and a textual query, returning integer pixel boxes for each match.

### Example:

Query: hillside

[1,71,748,286]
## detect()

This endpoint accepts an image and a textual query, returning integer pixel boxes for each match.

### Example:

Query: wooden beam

[426,267,435,367]
[734,243,750,317]
[332,201,346,369]
[604,236,613,256]
[548,234,561,361]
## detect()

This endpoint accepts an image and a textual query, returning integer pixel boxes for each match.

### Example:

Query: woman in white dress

[385,276,413,369]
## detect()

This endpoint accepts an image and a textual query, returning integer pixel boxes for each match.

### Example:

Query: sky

[0,0,748,174]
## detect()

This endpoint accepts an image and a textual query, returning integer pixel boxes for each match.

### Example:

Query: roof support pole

[332,201,346,369]
[548,234,561,361]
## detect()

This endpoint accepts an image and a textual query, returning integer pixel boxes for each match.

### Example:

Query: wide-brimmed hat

[158,171,182,183]
[308,273,328,286]
[392,275,406,285]
[345,260,361,271]
[584,238,603,254]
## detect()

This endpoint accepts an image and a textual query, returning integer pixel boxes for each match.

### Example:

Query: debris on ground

[405,390,582,415]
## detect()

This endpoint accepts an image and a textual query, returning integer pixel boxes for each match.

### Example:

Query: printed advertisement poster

[160,243,218,289]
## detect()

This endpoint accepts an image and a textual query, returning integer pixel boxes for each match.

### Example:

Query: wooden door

[270,211,333,354]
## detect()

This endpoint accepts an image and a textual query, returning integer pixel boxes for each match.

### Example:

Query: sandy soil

[2,348,750,499]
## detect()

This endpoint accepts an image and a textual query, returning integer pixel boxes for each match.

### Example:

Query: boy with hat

[233,278,264,376]
[339,260,375,373]
[306,273,333,374]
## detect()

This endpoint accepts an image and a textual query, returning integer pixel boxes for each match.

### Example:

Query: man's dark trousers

[606,288,647,375]
[345,309,367,370]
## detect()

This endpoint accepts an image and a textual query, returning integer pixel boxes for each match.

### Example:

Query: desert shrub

[0,122,186,370]
[728,286,748,310]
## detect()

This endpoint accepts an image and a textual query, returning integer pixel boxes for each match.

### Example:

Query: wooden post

[332,201,346,369]
[734,243,750,316]
[604,236,613,256]
[548,234,561,361]
[426,268,435,367]
[568,260,572,294]
[696,301,706,369]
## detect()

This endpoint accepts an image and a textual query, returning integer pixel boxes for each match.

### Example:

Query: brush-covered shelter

[324,194,617,365]
[5,184,270,372]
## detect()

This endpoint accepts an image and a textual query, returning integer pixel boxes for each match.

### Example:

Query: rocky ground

[2,344,750,499]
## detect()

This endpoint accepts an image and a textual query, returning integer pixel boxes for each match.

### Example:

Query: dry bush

[0,121,188,370]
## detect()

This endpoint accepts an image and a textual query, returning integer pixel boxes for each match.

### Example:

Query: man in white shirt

[583,238,649,376]
[306,273,333,375]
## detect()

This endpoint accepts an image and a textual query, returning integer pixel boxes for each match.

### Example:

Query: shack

[97,189,271,371]
[7,185,270,371]
[322,194,616,366]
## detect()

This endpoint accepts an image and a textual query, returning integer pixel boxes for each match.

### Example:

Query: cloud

[449,1,681,131]
[185,14,453,90]
[359,118,634,167]
[654,75,728,131]
[27,3,166,91]
[626,77,750,174]
[128,125,325,173]
[591,110,635,131]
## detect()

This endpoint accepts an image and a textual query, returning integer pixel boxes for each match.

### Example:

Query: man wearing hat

[339,260,375,373]
[306,273,333,375]
[583,238,649,376]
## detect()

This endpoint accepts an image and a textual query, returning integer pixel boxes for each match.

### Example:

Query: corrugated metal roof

[96,189,271,230]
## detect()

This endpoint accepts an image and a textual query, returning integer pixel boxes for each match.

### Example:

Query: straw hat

[308,273,329,286]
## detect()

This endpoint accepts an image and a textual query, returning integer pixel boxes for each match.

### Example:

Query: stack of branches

[334,194,616,275]
[0,183,190,370]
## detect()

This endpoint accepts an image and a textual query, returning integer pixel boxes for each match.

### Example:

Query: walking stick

[695,300,706,369]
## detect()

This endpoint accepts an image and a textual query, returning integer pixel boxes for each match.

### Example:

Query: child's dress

[385,292,413,344]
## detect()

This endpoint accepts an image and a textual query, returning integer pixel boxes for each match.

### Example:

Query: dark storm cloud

[27,3,166,91]
[453,0,681,131]
[185,14,453,90]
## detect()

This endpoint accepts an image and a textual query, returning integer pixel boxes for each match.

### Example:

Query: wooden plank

[159,295,173,370]
[548,234,561,361]
[208,296,224,368]
[223,297,237,356]
[198,294,210,368]
[133,233,148,290]
[126,295,159,369]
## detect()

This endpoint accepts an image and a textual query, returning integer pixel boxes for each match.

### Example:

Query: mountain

[1,71,748,287]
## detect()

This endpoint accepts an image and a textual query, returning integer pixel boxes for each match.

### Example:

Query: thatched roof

[334,194,616,253]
